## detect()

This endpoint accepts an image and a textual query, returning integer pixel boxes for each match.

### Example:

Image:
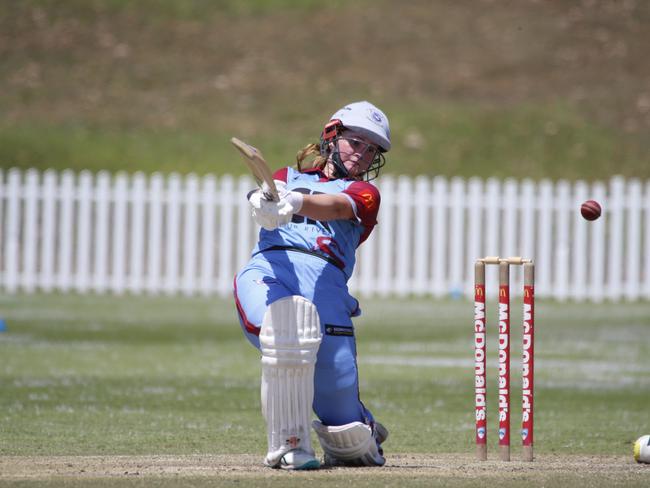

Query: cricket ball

[634,434,650,463]
[580,200,602,221]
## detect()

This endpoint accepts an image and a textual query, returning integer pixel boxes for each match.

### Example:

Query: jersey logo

[359,188,378,210]
[315,236,345,269]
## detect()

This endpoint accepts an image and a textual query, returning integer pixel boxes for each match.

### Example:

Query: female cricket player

[233,101,390,470]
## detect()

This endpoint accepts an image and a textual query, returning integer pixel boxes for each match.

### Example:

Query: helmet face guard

[320,120,386,182]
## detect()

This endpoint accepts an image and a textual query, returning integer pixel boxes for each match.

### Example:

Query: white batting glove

[248,180,304,230]
[274,180,304,214]
[249,191,283,230]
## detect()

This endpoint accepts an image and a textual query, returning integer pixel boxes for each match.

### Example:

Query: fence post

[56,170,75,292]
[93,171,111,293]
[537,180,553,298]
[22,169,40,293]
[431,176,447,297]
[236,175,254,272]
[624,179,642,301]
[449,177,465,297]
[199,175,216,296]
[129,172,146,294]
[182,174,199,296]
[502,179,518,257]
[413,175,431,296]
[572,180,588,301]
[111,172,128,295]
[164,173,182,295]
[607,176,625,300]
[589,181,607,302]
[377,175,395,296]
[484,178,500,298]
[217,175,234,297]
[4,169,22,293]
[554,180,571,301]
[75,170,93,293]
[520,179,536,277]
[466,177,483,297]
[395,175,413,296]
[40,170,57,292]
[147,173,164,295]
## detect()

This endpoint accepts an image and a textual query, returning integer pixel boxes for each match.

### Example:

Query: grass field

[2,1,649,179]
[1,292,649,486]
[2,3,649,485]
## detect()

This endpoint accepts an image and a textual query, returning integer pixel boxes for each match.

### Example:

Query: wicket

[474,256,535,462]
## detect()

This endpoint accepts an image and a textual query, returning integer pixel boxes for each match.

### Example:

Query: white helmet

[328,101,391,152]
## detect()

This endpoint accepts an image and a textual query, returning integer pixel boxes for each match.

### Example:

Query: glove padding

[248,180,304,231]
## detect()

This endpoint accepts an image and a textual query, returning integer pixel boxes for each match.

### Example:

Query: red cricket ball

[581,200,602,221]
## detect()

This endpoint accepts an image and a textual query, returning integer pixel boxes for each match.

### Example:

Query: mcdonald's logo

[475,286,484,296]
[499,288,507,298]
[524,289,530,298]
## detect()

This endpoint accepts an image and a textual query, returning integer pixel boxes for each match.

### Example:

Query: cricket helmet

[323,101,391,152]
[320,101,391,181]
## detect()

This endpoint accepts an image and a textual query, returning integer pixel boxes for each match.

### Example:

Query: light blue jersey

[253,167,380,279]
[234,166,381,427]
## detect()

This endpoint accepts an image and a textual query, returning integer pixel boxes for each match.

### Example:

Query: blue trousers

[233,249,374,426]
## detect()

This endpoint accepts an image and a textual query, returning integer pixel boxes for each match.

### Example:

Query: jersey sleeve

[272,167,289,182]
[343,181,381,244]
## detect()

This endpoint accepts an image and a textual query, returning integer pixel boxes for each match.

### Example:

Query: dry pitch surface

[1,453,648,485]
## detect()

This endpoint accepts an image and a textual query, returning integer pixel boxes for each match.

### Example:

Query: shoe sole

[281,459,320,471]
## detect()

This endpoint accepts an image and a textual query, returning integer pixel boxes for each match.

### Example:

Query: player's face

[332,131,381,179]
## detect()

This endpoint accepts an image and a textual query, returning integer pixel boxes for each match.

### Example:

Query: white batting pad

[260,296,322,466]
[312,420,386,466]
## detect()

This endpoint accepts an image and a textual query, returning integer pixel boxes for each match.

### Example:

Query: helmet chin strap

[330,149,350,179]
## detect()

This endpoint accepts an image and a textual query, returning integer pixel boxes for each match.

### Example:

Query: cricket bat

[230,137,280,202]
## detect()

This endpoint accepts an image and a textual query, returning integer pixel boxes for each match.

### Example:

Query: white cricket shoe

[265,449,321,471]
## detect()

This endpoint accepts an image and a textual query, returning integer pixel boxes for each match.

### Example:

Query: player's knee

[260,296,322,364]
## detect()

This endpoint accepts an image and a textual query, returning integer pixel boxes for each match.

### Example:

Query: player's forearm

[297,193,355,221]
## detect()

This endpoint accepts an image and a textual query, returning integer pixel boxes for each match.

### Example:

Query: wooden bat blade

[230,137,264,184]
[230,137,279,201]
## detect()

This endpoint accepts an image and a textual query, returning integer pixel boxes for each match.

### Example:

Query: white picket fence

[1,168,649,301]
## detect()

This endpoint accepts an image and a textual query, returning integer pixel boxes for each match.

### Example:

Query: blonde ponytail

[296,143,327,172]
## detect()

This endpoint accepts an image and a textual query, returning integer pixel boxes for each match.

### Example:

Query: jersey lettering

[290,187,331,232]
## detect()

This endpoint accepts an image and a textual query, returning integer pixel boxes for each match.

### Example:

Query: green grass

[1,293,648,456]
[0,124,237,176]
[388,102,648,180]
[1,1,649,180]
[2,102,646,180]
[0,293,649,486]
[0,293,261,455]
[7,0,357,19]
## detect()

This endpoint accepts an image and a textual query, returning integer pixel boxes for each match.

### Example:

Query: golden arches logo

[475,286,484,296]
[499,288,507,298]
[360,190,377,210]
[524,289,531,298]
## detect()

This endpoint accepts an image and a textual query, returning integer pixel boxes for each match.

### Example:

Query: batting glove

[248,181,303,230]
